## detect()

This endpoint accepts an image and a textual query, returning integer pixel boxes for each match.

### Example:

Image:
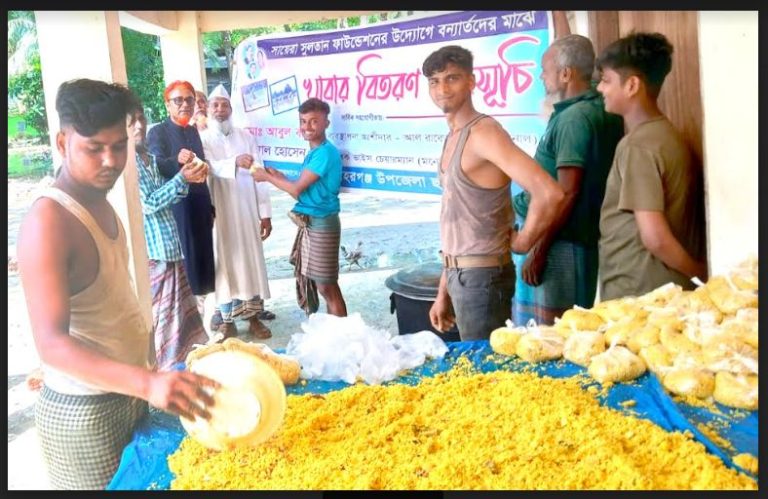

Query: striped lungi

[512,240,599,326]
[289,211,341,284]
[219,296,264,323]
[149,260,210,370]
[35,386,147,489]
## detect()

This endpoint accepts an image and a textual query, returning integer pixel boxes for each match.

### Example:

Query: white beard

[209,118,233,136]
[540,91,564,120]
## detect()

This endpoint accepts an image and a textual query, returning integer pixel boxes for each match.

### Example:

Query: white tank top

[37,188,152,395]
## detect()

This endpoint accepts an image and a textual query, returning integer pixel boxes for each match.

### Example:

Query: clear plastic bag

[285,313,447,385]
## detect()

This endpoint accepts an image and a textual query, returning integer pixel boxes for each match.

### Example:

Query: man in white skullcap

[200,84,274,339]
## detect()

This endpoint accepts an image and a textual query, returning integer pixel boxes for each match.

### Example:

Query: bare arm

[253,167,319,200]
[634,210,708,280]
[428,269,455,333]
[521,166,583,285]
[17,200,218,420]
[552,11,571,39]
[473,124,565,254]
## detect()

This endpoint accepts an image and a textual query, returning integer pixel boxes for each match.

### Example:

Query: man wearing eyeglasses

[147,81,216,321]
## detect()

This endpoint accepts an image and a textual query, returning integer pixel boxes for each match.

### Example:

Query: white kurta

[200,126,272,305]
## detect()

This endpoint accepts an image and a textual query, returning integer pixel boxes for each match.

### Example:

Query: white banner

[230,10,552,196]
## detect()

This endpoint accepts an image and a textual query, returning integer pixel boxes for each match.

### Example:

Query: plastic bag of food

[637,282,684,306]
[639,344,674,375]
[563,330,605,367]
[603,318,644,348]
[705,275,758,315]
[719,310,758,349]
[489,320,526,356]
[588,344,646,383]
[713,372,758,410]
[626,324,660,354]
[662,367,715,399]
[645,306,685,331]
[553,307,605,337]
[516,324,564,363]
[728,255,758,292]
[701,338,758,375]
[591,297,647,324]
[659,325,700,355]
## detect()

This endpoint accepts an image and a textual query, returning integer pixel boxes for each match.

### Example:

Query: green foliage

[8,149,53,179]
[8,53,48,138]
[121,27,166,124]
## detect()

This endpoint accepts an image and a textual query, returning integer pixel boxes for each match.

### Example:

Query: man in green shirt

[512,34,624,326]
[596,32,707,300]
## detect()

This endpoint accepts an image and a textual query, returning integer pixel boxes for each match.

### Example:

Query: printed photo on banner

[243,42,268,80]
[242,79,270,113]
[269,76,300,116]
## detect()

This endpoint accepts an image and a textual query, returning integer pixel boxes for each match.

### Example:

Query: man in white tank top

[17,78,219,489]
[421,45,565,340]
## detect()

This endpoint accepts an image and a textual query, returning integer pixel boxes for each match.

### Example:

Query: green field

[8,114,51,178]
[8,114,41,139]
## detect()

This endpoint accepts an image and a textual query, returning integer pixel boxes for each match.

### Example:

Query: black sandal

[257,310,276,320]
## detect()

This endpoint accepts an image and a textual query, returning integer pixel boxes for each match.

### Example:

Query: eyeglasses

[169,96,195,106]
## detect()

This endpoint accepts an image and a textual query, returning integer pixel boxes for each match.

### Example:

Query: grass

[8,151,52,179]
[8,114,41,140]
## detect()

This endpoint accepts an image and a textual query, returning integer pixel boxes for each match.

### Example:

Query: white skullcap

[208,84,230,101]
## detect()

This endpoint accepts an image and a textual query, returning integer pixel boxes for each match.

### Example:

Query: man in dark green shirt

[512,34,624,326]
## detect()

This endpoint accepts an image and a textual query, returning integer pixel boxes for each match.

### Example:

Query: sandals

[248,318,272,339]
[256,310,276,321]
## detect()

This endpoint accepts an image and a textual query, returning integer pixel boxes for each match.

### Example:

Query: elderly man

[16,78,217,490]
[199,84,273,339]
[512,34,624,326]
[147,81,216,314]
[192,90,208,132]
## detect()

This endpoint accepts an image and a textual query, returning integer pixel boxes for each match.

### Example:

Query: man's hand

[236,154,254,169]
[251,167,270,182]
[260,218,272,240]
[181,160,208,184]
[521,245,547,286]
[177,148,195,165]
[429,293,456,333]
[146,370,220,422]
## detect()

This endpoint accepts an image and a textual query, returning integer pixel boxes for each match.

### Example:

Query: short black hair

[55,78,137,137]
[596,32,674,97]
[422,45,473,78]
[299,97,330,116]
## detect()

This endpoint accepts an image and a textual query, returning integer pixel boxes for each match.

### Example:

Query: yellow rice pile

[168,360,757,490]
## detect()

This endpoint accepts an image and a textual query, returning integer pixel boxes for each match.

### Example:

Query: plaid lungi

[149,260,210,370]
[35,386,147,490]
[512,240,598,326]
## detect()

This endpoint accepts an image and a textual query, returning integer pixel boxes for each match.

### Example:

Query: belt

[441,252,511,269]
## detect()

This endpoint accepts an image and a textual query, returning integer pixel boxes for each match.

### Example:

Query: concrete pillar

[698,12,758,275]
[159,11,206,93]
[34,11,152,329]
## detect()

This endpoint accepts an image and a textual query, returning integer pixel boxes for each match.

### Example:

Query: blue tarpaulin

[107,341,758,490]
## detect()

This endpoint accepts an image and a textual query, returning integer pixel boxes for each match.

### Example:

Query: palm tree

[7,11,38,77]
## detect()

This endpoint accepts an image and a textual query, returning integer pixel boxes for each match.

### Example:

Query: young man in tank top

[421,45,566,340]
[16,79,219,490]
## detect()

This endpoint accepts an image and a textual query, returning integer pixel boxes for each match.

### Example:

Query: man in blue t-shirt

[252,98,347,316]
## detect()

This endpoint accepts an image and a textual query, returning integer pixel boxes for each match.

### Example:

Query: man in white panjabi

[200,84,274,339]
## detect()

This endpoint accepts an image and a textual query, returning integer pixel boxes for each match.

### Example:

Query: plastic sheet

[107,341,758,490]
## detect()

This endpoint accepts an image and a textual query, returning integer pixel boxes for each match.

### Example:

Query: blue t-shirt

[293,140,342,217]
